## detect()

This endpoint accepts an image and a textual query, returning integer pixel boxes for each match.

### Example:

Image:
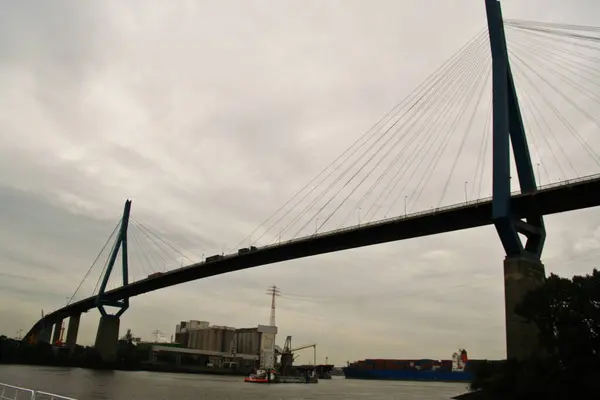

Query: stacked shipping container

[349,358,459,372]
[343,354,480,383]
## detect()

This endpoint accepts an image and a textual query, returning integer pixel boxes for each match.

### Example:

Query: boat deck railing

[0,383,77,400]
[33,391,77,400]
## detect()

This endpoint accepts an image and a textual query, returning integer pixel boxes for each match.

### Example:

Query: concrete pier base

[94,315,120,362]
[504,256,546,360]
[66,313,81,354]
[52,319,63,345]
[38,325,52,344]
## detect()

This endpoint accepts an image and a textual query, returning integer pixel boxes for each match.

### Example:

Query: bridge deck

[26,173,600,337]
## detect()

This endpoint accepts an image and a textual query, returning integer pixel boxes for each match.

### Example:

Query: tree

[470,269,600,399]
[121,329,134,344]
[516,269,600,371]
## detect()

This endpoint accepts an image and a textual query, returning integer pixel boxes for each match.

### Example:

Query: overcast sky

[1,0,600,366]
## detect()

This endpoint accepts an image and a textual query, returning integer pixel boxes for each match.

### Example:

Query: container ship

[343,349,479,383]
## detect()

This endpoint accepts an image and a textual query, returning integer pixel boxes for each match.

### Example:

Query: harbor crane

[278,336,317,370]
[291,342,317,365]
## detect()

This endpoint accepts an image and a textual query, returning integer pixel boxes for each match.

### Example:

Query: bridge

[21,1,600,363]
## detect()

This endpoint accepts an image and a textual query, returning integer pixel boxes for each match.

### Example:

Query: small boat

[244,369,275,383]
[243,368,318,384]
[244,375,270,383]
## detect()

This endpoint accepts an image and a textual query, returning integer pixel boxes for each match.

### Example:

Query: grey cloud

[1,0,600,365]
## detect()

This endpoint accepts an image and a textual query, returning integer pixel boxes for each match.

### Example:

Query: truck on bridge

[206,254,224,262]
[237,246,258,255]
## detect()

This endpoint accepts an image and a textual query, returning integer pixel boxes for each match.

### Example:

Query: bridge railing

[251,172,600,252]
[158,172,600,272]
[46,172,600,311]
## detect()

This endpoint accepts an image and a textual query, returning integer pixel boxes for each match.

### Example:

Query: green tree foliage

[516,269,600,372]
[0,328,143,370]
[470,269,600,399]
[121,329,134,344]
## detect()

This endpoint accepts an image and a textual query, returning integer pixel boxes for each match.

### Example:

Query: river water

[0,365,468,400]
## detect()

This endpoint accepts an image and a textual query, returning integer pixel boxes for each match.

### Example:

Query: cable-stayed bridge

[22,1,600,363]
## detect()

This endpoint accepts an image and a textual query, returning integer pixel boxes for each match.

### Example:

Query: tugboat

[243,336,319,384]
[244,369,275,383]
[244,367,317,384]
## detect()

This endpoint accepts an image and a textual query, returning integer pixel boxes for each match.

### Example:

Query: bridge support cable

[303,42,493,236]
[134,220,199,264]
[505,20,600,44]
[107,219,203,282]
[272,32,487,239]
[130,223,171,273]
[419,59,492,210]
[504,23,600,177]
[304,35,492,236]
[508,35,600,62]
[509,39,600,115]
[366,88,486,221]
[446,17,600,202]
[228,28,491,248]
[473,97,493,200]
[91,238,118,296]
[367,94,489,222]
[508,61,577,178]
[376,38,491,216]
[368,62,489,219]
[131,221,186,273]
[383,42,489,218]
[256,16,600,242]
[505,20,600,34]
[251,14,600,244]
[126,225,162,280]
[508,29,600,98]
[507,26,600,55]
[67,219,121,306]
[510,63,582,177]
[517,89,567,182]
[332,37,493,228]
[273,30,493,241]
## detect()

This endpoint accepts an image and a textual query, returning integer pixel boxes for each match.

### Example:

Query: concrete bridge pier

[504,256,546,360]
[94,315,120,362]
[66,313,81,354]
[38,324,52,344]
[51,319,63,345]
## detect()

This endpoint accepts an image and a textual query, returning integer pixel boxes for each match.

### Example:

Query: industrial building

[176,321,236,353]
[149,320,277,371]
[149,287,281,373]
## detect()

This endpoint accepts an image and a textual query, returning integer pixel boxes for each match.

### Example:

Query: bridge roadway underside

[28,176,600,335]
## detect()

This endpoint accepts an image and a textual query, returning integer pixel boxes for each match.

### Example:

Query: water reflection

[0,365,467,400]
